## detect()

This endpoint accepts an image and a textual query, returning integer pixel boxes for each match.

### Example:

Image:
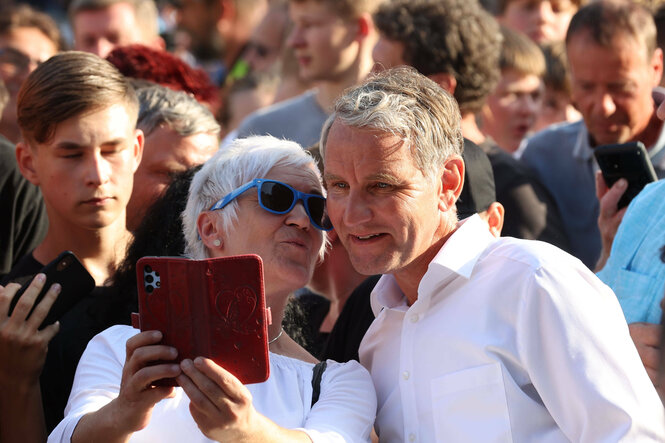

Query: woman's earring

[213,239,221,247]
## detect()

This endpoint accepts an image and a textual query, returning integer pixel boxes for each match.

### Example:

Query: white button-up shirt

[360,215,665,442]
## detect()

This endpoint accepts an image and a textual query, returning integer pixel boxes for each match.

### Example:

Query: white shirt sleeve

[298,360,376,443]
[48,325,135,443]
[518,263,665,441]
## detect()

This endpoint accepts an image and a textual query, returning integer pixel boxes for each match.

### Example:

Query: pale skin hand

[0,274,61,443]
[594,171,628,272]
[72,331,180,443]
[177,357,312,443]
[628,322,661,390]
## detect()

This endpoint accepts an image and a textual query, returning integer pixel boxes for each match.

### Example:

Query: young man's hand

[0,274,60,387]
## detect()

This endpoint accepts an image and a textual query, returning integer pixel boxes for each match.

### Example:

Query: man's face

[323,120,447,278]
[482,69,543,152]
[242,9,287,73]
[372,34,406,72]
[567,31,662,146]
[126,126,218,231]
[18,103,143,231]
[500,0,577,44]
[287,1,359,82]
[0,27,57,135]
[72,2,144,58]
[175,0,221,55]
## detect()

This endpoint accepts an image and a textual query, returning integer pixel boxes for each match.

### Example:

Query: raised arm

[0,274,60,443]
[177,358,313,443]
[69,331,180,443]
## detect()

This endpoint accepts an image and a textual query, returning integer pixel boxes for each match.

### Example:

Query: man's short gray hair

[182,135,327,260]
[135,82,221,139]
[320,66,463,178]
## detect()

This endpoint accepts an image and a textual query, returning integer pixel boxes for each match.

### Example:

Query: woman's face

[214,163,325,296]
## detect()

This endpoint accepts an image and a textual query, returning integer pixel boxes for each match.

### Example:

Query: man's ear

[132,129,144,173]
[356,13,372,39]
[484,202,505,238]
[650,47,663,87]
[197,211,224,254]
[428,72,457,95]
[438,155,464,212]
[15,141,40,186]
[216,0,237,36]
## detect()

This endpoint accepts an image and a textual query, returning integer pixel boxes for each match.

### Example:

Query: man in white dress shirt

[320,66,665,442]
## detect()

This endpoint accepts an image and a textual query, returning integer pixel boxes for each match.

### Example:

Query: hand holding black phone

[8,251,95,329]
[593,141,657,209]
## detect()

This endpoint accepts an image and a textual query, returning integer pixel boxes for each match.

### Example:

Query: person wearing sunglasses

[50,135,376,443]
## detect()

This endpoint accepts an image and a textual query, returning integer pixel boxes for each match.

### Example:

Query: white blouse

[49,325,376,442]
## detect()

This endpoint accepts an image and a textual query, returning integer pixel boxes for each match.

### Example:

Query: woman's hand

[177,358,311,443]
[72,331,181,443]
[177,357,262,441]
[0,274,60,387]
[113,331,181,431]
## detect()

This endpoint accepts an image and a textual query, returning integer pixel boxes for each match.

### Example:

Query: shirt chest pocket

[430,362,513,442]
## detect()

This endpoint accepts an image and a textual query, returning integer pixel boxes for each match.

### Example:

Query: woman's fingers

[193,357,248,401]
[132,363,182,390]
[179,359,226,415]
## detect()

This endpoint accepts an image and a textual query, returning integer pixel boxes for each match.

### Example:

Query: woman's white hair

[182,135,328,260]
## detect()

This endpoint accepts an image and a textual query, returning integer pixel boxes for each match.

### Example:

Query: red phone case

[133,255,270,385]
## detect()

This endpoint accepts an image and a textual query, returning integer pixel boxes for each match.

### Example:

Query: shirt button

[409,433,416,442]
[410,314,419,323]
[402,371,410,380]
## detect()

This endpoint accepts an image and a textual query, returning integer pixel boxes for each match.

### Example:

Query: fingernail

[181,359,193,369]
[152,331,162,340]
[51,283,61,293]
[617,178,628,189]
[194,357,204,366]
[169,348,178,358]
[170,364,180,372]
[35,273,46,283]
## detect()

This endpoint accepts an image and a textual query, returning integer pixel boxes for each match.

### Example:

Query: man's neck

[394,222,457,306]
[314,52,374,112]
[33,220,132,286]
[461,112,486,145]
[633,112,664,149]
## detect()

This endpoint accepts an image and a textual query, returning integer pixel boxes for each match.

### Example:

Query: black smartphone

[593,141,657,209]
[9,251,95,329]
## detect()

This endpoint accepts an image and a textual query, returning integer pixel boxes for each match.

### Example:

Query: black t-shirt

[293,290,331,358]
[479,140,571,252]
[3,253,130,432]
[0,137,48,279]
[320,275,380,363]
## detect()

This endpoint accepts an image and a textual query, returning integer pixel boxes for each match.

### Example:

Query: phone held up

[133,254,270,386]
[9,251,95,330]
[593,141,657,210]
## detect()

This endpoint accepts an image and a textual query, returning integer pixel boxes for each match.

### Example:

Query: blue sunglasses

[209,178,333,231]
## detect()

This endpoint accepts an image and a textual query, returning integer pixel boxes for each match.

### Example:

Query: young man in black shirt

[0,51,143,439]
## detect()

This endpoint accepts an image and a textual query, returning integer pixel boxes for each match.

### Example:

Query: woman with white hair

[49,136,376,442]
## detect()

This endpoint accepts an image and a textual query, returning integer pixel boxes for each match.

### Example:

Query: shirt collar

[370,215,495,314]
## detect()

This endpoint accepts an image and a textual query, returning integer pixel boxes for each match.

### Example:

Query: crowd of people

[1,0,665,441]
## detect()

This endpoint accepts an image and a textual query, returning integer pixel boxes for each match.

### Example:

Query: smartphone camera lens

[56,257,72,271]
